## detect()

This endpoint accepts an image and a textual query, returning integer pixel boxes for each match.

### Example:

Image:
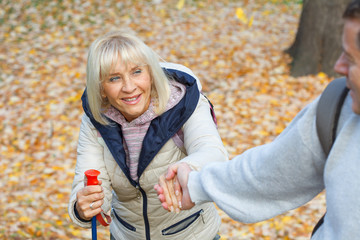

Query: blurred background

[1,0,338,239]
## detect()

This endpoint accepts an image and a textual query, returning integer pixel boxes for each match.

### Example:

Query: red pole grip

[85,169,100,186]
[84,169,111,226]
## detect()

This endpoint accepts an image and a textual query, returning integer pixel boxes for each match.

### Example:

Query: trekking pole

[85,169,101,240]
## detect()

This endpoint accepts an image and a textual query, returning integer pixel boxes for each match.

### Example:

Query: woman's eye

[109,76,120,82]
[132,69,142,75]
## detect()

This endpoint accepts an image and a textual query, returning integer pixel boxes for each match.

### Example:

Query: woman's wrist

[74,201,92,222]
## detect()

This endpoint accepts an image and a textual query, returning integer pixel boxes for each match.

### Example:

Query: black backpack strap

[316,77,348,156]
[312,77,348,237]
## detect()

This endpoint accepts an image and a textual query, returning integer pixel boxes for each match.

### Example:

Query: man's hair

[344,0,360,19]
[344,0,360,49]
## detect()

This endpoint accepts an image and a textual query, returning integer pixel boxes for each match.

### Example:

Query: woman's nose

[122,76,136,92]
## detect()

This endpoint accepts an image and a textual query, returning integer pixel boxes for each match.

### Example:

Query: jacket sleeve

[180,94,229,170]
[68,114,113,228]
[187,98,326,223]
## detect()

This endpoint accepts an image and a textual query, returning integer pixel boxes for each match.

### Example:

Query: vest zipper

[135,184,141,199]
[200,209,205,224]
[137,183,151,240]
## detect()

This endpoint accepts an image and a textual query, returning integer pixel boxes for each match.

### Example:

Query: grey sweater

[188,94,360,239]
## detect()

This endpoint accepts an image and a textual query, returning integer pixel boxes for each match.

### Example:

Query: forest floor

[1,0,329,239]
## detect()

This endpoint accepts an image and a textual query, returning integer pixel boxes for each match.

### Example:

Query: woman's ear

[100,85,107,99]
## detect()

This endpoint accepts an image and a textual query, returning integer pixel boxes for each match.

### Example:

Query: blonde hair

[86,30,170,125]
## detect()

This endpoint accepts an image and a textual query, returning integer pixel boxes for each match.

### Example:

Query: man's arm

[157,99,326,223]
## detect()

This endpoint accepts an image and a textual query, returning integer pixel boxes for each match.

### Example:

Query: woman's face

[102,60,152,122]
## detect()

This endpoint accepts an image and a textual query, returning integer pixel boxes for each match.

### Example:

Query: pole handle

[84,169,100,240]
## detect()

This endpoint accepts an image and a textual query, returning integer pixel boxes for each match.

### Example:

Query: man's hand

[154,162,195,212]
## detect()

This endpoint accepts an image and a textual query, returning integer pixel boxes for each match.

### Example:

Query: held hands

[154,162,195,213]
[75,180,104,221]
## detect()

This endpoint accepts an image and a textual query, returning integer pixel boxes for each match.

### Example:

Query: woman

[68,30,228,240]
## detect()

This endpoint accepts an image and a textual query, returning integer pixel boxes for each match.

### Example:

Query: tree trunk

[286,0,352,77]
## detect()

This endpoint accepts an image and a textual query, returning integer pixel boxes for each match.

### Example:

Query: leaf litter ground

[0,0,329,239]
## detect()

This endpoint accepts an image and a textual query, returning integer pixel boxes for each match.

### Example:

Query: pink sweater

[104,80,186,181]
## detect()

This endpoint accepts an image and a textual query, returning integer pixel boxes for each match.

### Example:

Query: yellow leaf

[262,10,272,16]
[60,115,68,121]
[282,215,293,222]
[286,90,295,96]
[202,60,209,66]
[29,49,36,55]
[44,223,51,228]
[19,216,31,223]
[176,0,185,10]
[259,130,270,136]
[236,8,248,24]
[275,126,284,134]
[317,72,327,78]
[71,229,82,236]
[65,92,82,103]
[75,72,81,78]
[270,99,279,106]
[52,166,64,171]
[159,8,166,17]
[248,15,254,27]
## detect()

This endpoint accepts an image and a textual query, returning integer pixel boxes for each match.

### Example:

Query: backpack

[172,94,217,153]
[161,62,218,153]
[312,77,349,236]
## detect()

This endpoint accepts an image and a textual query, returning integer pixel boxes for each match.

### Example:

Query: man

[155,0,360,239]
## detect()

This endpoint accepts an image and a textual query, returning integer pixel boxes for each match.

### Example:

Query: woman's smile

[122,94,141,103]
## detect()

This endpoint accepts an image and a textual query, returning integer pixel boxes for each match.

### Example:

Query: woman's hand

[155,163,182,213]
[75,180,104,221]
[155,163,195,212]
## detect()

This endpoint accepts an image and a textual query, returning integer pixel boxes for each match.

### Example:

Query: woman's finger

[166,178,179,212]
[89,199,104,211]
[81,185,103,196]
[159,175,173,212]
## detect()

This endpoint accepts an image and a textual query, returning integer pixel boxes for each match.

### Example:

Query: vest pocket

[112,208,136,232]
[161,209,204,236]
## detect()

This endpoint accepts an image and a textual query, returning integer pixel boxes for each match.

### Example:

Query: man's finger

[166,164,179,180]
[174,177,182,209]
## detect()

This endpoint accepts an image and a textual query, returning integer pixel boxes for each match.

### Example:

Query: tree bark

[286,0,352,77]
